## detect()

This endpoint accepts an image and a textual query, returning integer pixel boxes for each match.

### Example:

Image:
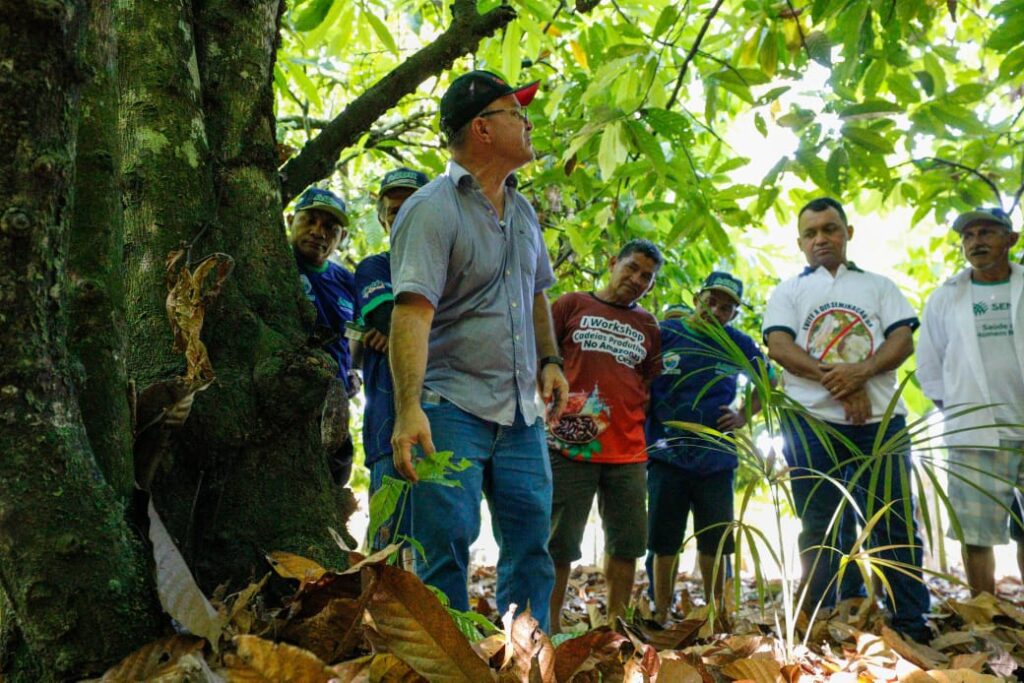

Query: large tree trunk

[68,0,135,501]
[117,0,351,590]
[0,2,161,679]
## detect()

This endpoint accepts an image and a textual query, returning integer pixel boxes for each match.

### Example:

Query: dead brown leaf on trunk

[164,248,234,387]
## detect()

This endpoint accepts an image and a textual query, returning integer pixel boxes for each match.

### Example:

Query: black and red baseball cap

[440,70,539,138]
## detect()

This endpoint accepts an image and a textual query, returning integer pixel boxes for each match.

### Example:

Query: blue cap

[380,167,429,194]
[952,207,1013,233]
[295,187,348,227]
[701,271,743,304]
[664,303,693,319]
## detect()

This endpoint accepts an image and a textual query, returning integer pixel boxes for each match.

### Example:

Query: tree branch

[280,1,516,204]
[665,0,726,112]
[912,156,1002,203]
[279,0,516,203]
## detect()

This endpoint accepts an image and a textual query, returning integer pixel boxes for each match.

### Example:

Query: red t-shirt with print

[550,291,661,463]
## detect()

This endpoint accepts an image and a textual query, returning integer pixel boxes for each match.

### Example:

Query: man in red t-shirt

[547,239,663,632]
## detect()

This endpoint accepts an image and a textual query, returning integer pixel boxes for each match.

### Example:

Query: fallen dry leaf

[720,656,782,682]
[99,635,205,682]
[148,500,225,649]
[266,551,327,583]
[924,669,1004,683]
[225,635,333,682]
[362,563,495,682]
[882,626,948,671]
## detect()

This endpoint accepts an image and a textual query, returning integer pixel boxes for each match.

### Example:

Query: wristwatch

[539,355,564,369]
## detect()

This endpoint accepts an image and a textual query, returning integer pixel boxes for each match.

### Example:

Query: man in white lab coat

[918,207,1024,595]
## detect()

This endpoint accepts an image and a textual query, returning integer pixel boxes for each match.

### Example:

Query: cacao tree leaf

[364,10,399,57]
[362,564,496,682]
[842,125,894,154]
[839,99,903,119]
[496,609,554,682]
[292,0,333,31]
[720,657,783,682]
[989,10,1024,51]
[367,475,408,550]
[805,30,832,66]
[148,500,226,649]
[597,120,629,180]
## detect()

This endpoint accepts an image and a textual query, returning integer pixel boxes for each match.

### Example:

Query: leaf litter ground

[86,548,1024,682]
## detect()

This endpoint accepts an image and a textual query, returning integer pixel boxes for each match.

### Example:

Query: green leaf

[933,103,988,135]
[626,120,668,175]
[367,476,407,550]
[839,99,903,119]
[886,72,921,104]
[841,125,894,154]
[501,21,523,85]
[758,30,779,78]
[282,60,323,110]
[990,12,1024,52]
[998,44,1024,83]
[754,112,767,137]
[861,59,887,98]
[992,0,1024,15]
[943,83,988,104]
[922,52,948,95]
[644,108,693,144]
[777,107,814,130]
[805,30,832,67]
[414,450,471,486]
[292,0,333,31]
[364,10,399,56]
[652,5,679,39]
[826,146,848,193]
[598,120,629,180]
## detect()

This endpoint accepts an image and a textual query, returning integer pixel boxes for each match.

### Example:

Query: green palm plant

[657,313,1023,654]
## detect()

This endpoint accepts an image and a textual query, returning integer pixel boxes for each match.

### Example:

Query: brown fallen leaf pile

[85,547,1024,682]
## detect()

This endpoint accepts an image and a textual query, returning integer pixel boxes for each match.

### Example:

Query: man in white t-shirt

[917,207,1024,596]
[763,197,930,642]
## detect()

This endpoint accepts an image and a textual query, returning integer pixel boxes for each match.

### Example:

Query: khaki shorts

[946,439,1024,546]
[547,453,647,563]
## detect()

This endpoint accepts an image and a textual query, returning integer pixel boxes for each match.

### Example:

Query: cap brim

[305,202,349,227]
[702,285,742,304]
[952,210,1012,233]
[380,180,424,194]
[513,81,540,107]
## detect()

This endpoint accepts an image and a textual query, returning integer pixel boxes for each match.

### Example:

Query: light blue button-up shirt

[391,160,555,425]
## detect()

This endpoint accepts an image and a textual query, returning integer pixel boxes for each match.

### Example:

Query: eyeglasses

[478,107,529,123]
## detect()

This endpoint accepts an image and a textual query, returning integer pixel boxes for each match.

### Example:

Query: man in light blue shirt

[389,71,568,629]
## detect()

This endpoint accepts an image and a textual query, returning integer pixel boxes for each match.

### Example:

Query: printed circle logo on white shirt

[806,307,873,362]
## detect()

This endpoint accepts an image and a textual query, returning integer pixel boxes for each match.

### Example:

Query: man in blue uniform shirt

[645,272,773,620]
[354,168,429,558]
[288,186,358,485]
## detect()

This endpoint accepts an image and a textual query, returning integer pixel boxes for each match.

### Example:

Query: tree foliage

[276,0,1023,329]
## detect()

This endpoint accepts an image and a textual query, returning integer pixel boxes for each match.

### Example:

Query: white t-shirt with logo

[763,263,918,424]
[972,280,1024,437]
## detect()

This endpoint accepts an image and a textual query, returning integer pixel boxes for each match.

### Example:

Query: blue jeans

[782,414,930,636]
[411,400,555,631]
[369,456,413,551]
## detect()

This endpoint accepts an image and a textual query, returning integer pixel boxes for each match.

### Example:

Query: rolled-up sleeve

[391,197,454,308]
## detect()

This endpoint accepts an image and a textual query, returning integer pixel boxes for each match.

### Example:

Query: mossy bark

[118,0,351,590]
[0,2,161,679]
[68,0,135,500]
